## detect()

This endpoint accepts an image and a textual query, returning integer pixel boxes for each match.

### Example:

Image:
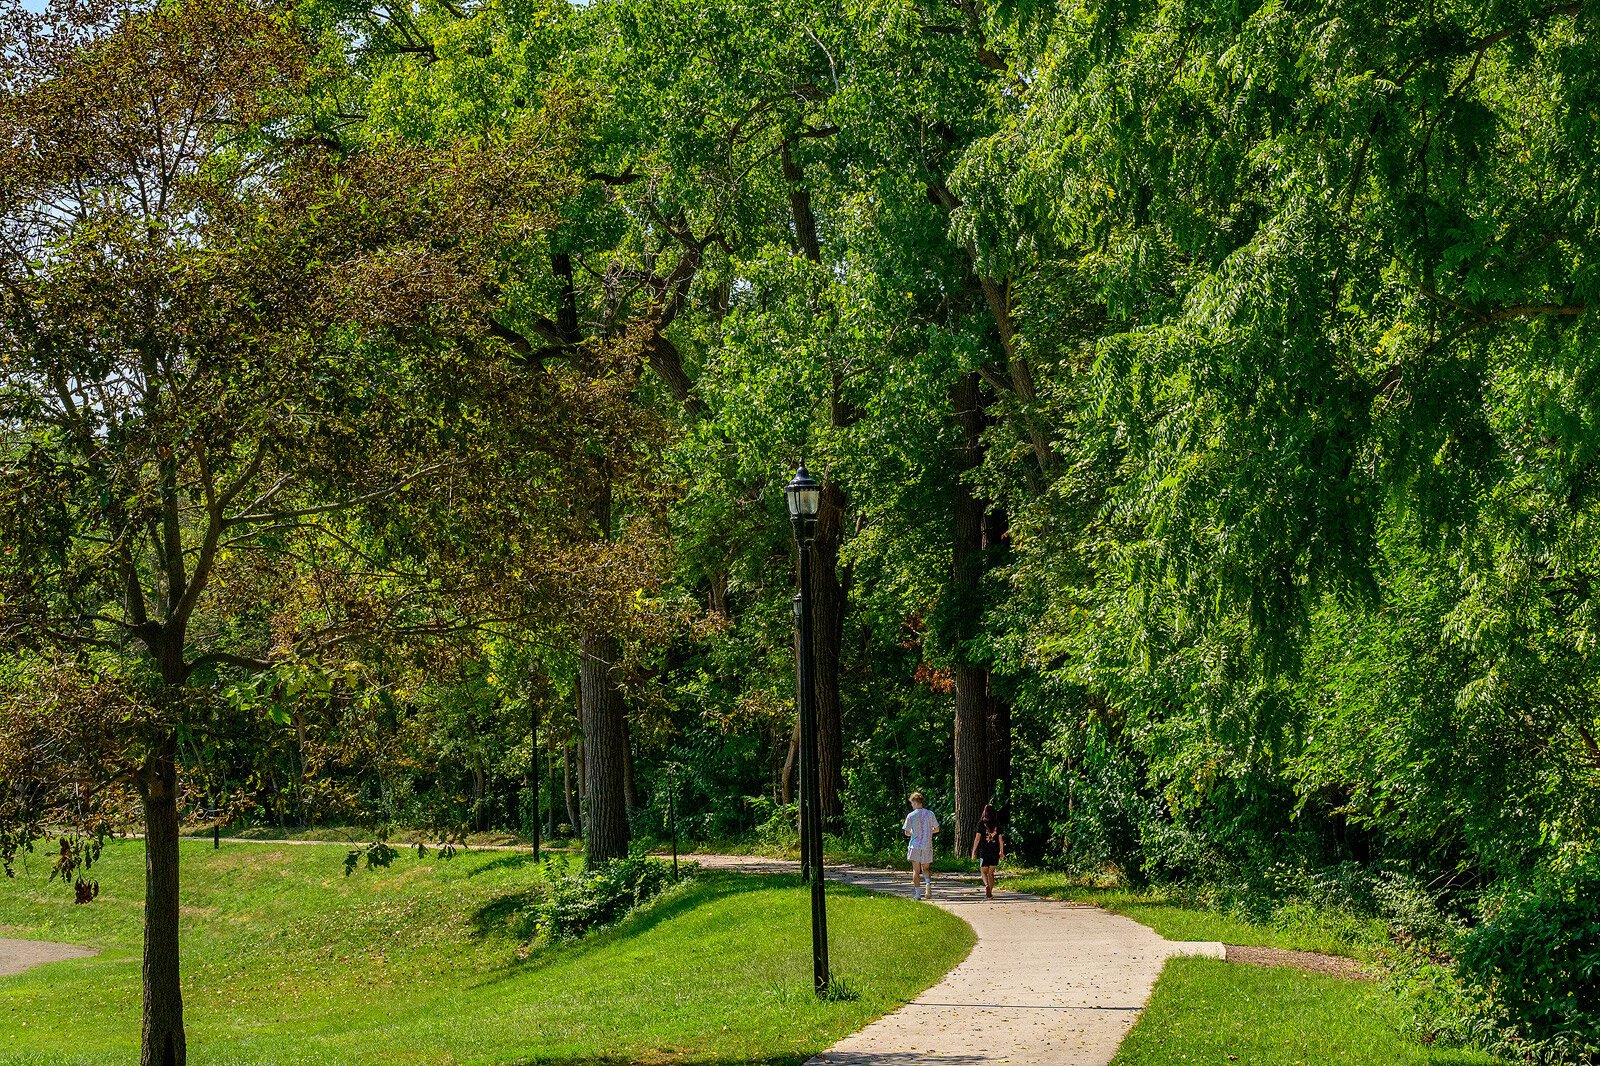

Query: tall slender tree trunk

[546,733,558,839]
[986,694,1012,803]
[138,729,185,1066]
[622,717,638,812]
[950,371,993,848]
[780,719,800,806]
[810,480,847,832]
[982,507,1012,804]
[953,659,991,848]
[579,629,630,864]
[563,740,580,836]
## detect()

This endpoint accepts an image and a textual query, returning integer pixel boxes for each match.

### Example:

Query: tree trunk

[987,693,1011,804]
[781,140,822,263]
[579,629,631,864]
[546,733,558,839]
[950,371,993,848]
[708,570,730,619]
[783,141,850,833]
[291,707,308,827]
[563,740,580,836]
[622,717,638,812]
[953,660,991,849]
[780,719,800,806]
[982,507,1012,803]
[809,478,847,832]
[138,730,186,1066]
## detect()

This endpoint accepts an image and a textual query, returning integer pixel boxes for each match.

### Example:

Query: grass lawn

[1111,957,1498,1066]
[1004,874,1503,1066]
[0,839,973,1065]
[1005,872,1387,957]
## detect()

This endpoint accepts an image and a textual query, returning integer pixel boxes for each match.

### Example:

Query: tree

[0,0,633,1059]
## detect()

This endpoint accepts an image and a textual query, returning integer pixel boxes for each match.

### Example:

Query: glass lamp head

[785,465,821,519]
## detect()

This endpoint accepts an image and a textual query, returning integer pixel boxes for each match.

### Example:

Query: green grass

[180,825,581,850]
[0,839,973,1065]
[1111,957,1499,1066]
[1006,872,1387,958]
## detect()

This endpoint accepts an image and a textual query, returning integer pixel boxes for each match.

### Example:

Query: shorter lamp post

[667,763,680,881]
[786,464,830,996]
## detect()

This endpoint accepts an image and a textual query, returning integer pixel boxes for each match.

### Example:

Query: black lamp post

[786,464,829,996]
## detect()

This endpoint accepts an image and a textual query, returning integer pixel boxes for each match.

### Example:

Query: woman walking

[903,791,940,900]
[970,803,1005,900]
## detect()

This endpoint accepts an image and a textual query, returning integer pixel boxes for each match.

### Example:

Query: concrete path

[688,856,1223,1066]
[0,938,97,977]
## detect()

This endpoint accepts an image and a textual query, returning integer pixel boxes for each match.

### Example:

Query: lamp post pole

[667,763,680,881]
[787,465,830,996]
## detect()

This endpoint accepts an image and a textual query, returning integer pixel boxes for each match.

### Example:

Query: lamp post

[786,464,830,996]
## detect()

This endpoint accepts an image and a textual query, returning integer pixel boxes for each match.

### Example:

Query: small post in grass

[668,763,679,880]
[785,463,830,997]
[529,690,541,863]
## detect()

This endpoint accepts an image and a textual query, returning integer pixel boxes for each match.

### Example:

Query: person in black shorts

[969,803,1005,900]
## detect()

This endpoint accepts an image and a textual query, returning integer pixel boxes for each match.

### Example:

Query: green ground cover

[1003,873,1502,1065]
[0,840,972,1065]
[1005,872,1388,958]
[1111,957,1498,1066]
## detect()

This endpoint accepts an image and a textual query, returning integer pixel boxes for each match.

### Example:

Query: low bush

[1385,954,1499,1052]
[748,797,799,854]
[537,855,680,940]
[1455,850,1600,1063]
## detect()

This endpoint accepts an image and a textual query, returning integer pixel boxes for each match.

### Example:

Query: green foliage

[7,0,1600,1054]
[536,854,679,941]
[1456,851,1600,1061]
[748,798,801,854]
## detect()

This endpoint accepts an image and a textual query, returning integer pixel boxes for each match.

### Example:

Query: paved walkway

[0,938,97,977]
[689,856,1223,1066]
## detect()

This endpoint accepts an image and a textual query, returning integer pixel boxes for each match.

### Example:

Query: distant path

[0,939,97,977]
[688,855,1223,1066]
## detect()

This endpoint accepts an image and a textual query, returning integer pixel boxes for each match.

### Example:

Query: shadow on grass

[465,852,544,878]
[510,1053,1000,1066]
[510,1054,813,1066]
[469,888,544,941]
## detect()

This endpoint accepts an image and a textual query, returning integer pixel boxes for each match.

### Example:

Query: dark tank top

[977,827,1001,865]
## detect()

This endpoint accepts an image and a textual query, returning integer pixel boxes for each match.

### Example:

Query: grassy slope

[0,840,972,1065]
[1111,958,1497,1066]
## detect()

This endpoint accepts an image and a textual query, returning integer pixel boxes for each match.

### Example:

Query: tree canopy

[2,0,1597,1061]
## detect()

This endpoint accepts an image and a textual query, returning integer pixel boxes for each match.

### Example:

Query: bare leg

[910,861,922,897]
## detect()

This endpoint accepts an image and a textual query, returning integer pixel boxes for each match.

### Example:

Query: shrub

[748,797,799,853]
[1456,850,1600,1062]
[1386,953,1499,1051]
[537,855,679,941]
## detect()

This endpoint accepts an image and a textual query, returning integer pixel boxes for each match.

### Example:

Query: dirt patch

[0,938,98,977]
[1225,943,1373,980]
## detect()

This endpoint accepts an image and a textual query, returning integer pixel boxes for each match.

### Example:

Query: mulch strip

[1224,944,1374,980]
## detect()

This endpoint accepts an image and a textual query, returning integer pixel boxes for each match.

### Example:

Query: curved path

[689,856,1222,1066]
[0,938,97,977]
